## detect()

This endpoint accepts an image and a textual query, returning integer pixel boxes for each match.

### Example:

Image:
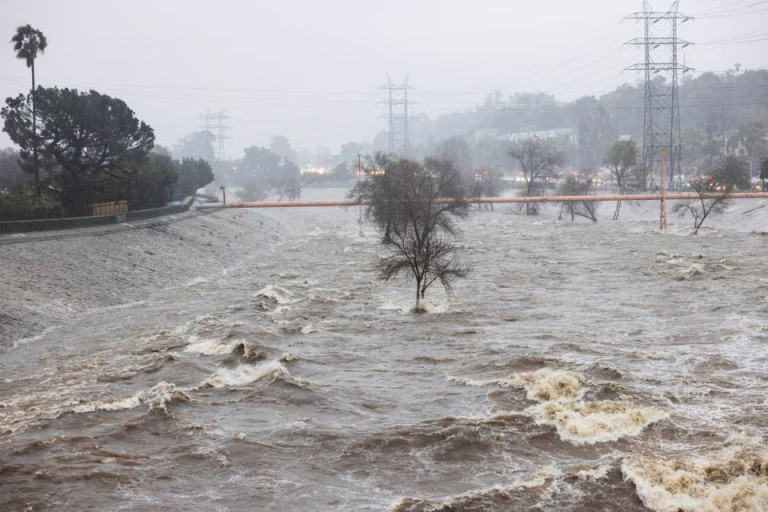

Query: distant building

[474,127,576,144]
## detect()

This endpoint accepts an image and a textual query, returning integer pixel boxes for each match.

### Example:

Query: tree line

[353,139,753,313]
[1,25,214,221]
[381,69,768,174]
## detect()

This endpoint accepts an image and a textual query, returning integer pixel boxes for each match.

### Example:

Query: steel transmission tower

[198,109,231,161]
[625,1,692,187]
[381,76,411,156]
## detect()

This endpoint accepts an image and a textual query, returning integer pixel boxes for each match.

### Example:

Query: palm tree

[11,24,48,196]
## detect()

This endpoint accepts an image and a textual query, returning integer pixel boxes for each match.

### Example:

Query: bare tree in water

[471,168,503,210]
[557,175,598,222]
[508,137,567,215]
[674,155,749,234]
[604,139,643,220]
[350,153,470,312]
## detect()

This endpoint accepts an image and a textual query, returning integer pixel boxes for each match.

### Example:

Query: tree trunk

[31,62,40,197]
[525,180,538,215]
[413,277,425,313]
[61,171,90,217]
[613,181,626,221]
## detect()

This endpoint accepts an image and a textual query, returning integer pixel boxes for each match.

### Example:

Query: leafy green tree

[0,147,28,191]
[11,26,47,92]
[577,104,616,169]
[238,145,300,199]
[240,146,280,181]
[96,153,177,210]
[1,87,154,216]
[340,142,364,159]
[269,135,297,163]
[350,154,470,312]
[11,24,47,195]
[674,155,749,233]
[712,155,751,191]
[130,154,177,209]
[0,187,60,221]
[173,131,216,163]
[173,157,214,200]
[681,126,717,173]
[735,121,768,174]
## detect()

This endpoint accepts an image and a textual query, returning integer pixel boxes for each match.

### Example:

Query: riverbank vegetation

[1,25,214,221]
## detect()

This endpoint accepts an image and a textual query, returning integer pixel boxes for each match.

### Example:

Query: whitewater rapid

[1,190,766,511]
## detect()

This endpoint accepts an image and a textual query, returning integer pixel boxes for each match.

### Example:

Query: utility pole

[380,76,411,156]
[660,150,667,231]
[198,109,231,161]
[761,158,768,191]
[625,1,693,189]
[357,153,363,236]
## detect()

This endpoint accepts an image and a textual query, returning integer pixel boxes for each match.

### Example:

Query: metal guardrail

[125,197,194,222]
[0,213,121,235]
[0,196,195,235]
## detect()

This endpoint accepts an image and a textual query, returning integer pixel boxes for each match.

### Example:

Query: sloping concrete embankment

[0,209,280,347]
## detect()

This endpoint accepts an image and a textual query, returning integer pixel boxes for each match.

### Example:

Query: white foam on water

[254,285,296,304]
[528,400,669,445]
[378,298,414,313]
[307,289,344,304]
[571,464,612,481]
[200,360,289,388]
[191,313,224,329]
[654,251,738,281]
[449,369,587,403]
[500,369,588,403]
[184,339,265,359]
[447,375,499,387]
[185,339,236,355]
[8,324,61,349]
[452,368,667,444]
[184,276,211,287]
[177,313,245,342]
[622,435,768,512]
[390,466,561,512]
[675,264,706,281]
[71,381,190,413]
[506,465,561,498]
[273,304,299,315]
[379,296,450,314]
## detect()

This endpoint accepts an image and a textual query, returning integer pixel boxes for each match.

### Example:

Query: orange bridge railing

[197,192,768,209]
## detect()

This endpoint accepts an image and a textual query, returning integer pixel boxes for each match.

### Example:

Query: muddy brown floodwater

[1,190,767,511]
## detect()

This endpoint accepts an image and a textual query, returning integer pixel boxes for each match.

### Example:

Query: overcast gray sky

[1,0,766,159]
